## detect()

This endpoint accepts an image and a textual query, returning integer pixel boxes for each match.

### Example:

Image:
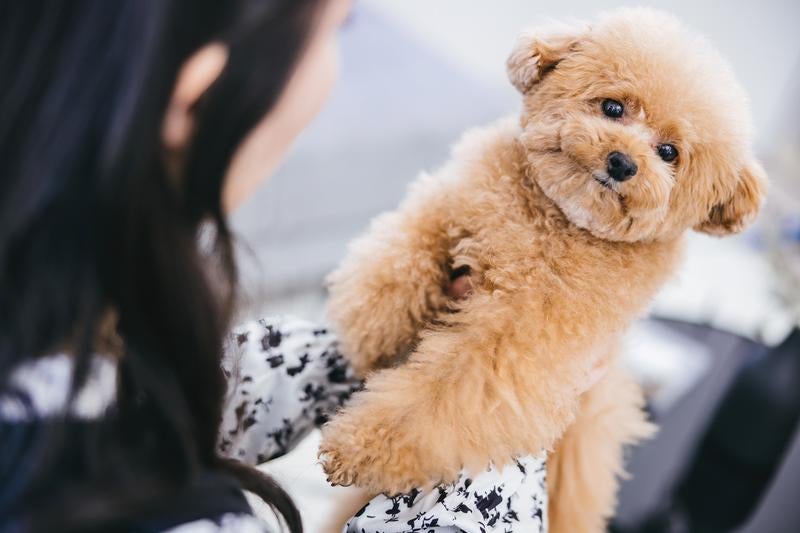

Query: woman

[0,0,553,531]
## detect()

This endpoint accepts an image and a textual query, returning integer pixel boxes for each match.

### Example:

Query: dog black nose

[606,151,638,182]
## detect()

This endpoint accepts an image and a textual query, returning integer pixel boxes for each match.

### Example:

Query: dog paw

[318,412,434,494]
[317,435,361,488]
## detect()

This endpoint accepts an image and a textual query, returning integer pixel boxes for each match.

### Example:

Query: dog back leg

[548,363,655,533]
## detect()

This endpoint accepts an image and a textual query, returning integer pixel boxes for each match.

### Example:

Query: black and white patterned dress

[220,317,548,533]
[0,316,548,532]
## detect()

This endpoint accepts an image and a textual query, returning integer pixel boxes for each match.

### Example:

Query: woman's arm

[217,316,548,532]
[218,316,362,464]
[346,454,548,533]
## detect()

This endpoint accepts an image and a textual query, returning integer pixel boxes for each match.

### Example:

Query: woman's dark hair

[0,1,325,531]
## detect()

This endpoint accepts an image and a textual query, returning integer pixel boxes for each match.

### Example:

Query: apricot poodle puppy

[320,8,766,532]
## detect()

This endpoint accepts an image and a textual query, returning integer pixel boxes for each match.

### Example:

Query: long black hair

[0,1,325,531]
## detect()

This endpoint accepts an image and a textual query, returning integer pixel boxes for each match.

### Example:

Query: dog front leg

[326,174,459,375]
[320,293,590,494]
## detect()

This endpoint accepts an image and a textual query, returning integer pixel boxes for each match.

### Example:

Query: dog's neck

[518,160,576,231]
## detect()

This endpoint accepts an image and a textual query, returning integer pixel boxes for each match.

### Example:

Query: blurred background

[232,1,800,531]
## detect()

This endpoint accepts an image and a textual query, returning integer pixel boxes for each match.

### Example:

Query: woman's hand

[447,271,474,300]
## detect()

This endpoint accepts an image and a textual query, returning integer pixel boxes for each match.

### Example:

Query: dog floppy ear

[506,24,586,93]
[695,159,767,236]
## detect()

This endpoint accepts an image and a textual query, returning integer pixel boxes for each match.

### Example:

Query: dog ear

[506,24,586,94]
[695,158,767,236]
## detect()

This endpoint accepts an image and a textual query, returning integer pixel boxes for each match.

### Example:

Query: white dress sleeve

[217,316,548,533]
[345,455,548,533]
[218,316,362,464]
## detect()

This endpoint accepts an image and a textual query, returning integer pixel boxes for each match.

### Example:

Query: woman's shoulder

[0,316,336,422]
[0,353,116,421]
[0,355,272,532]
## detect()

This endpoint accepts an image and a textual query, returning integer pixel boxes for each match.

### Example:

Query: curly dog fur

[320,8,766,532]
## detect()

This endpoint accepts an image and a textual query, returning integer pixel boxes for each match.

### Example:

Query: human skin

[161,0,352,213]
[162,0,608,380]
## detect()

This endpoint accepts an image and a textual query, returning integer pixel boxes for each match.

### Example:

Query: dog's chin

[545,174,630,241]
[560,203,626,242]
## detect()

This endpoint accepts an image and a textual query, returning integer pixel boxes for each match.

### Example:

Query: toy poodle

[320,8,766,532]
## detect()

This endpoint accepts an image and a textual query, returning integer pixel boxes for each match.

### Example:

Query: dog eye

[657,143,678,162]
[601,99,624,118]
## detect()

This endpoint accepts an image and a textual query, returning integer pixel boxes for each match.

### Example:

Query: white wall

[364,0,800,140]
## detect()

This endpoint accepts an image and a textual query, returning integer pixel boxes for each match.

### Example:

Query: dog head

[508,8,766,242]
